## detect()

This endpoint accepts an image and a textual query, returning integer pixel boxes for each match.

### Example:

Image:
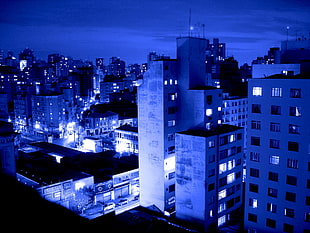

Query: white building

[245,75,310,233]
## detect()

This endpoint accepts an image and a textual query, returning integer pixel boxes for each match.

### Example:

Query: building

[175,125,244,231]
[138,37,244,231]
[244,75,310,233]
[115,124,138,155]
[31,93,65,138]
[138,58,178,212]
[0,121,18,176]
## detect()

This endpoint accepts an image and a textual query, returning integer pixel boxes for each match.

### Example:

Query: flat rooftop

[178,124,242,138]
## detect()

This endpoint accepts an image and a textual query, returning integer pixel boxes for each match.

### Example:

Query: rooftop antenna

[189,8,193,37]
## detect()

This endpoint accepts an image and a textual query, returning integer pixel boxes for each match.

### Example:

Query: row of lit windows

[252,86,301,98]
[252,104,302,116]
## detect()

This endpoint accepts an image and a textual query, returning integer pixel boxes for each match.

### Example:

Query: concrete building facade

[245,76,310,233]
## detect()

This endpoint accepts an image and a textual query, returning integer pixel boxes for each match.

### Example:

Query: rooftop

[178,124,242,138]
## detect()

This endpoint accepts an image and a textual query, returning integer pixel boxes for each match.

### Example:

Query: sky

[1,0,309,65]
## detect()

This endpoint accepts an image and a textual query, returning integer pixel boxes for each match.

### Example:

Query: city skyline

[1,0,310,65]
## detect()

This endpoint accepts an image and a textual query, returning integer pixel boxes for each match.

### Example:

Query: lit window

[229,134,236,143]
[289,106,301,117]
[218,203,226,213]
[271,87,282,97]
[164,80,168,85]
[218,189,226,200]
[168,120,176,127]
[218,106,222,111]
[218,215,226,226]
[170,79,173,85]
[227,159,235,170]
[219,163,227,174]
[249,198,258,208]
[252,87,262,96]
[206,109,213,116]
[269,155,279,165]
[168,93,176,101]
[227,172,235,184]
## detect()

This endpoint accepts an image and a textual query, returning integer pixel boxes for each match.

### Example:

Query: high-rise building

[138,37,244,231]
[244,75,310,233]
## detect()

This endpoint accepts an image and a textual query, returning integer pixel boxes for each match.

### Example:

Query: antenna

[189,8,192,37]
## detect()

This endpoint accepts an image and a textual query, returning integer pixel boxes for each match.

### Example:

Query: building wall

[245,78,310,233]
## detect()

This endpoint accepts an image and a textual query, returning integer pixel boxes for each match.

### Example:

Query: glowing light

[164,156,175,171]
[34,123,40,129]
[75,181,86,190]
[206,109,213,116]
[83,138,96,152]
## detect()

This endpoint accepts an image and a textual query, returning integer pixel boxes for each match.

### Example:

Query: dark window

[251,120,261,129]
[206,95,212,104]
[252,104,261,113]
[288,141,299,152]
[250,152,260,162]
[266,218,276,228]
[237,133,242,140]
[283,223,294,233]
[250,168,260,178]
[268,187,278,198]
[248,213,257,222]
[286,175,297,186]
[251,136,260,146]
[271,105,281,115]
[168,106,177,114]
[208,183,215,191]
[307,179,310,189]
[287,159,298,169]
[168,184,175,193]
[270,139,280,149]
[219,149,228,160]
[219,177,227,187]
[249,183,258,193]
[227,198,235,209]
[285,192,296,202]
[268,172,278,182]
[290,88,301,98]
[306,196,310,206]
[270,122,280,132]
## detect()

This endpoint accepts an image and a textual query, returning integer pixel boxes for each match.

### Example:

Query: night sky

[1,0,309,65]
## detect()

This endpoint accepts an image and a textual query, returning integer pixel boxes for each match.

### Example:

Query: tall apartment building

[245,75,310,233]
[138,37,244,231]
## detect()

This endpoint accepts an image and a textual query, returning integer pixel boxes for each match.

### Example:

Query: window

[268,172,278,182]
[251,120,261,130]
[283,223,294,233]
[270,122,280,132]
[269,155,279,165]
[227,172,235,184]
[252,104,261,113]
[286,175,297,186]
[270,139,280,149]
[268,187,278,198]
[284,208,295,218]
[208,140,215,148]
[285,192,296,202]
[267,203,277,213]
[289,124,300,134]
[249,198,258,208]
[167,133,175,141]
[218,215,226,226]
[305,212,310,222]
[306,196,310,206]
[206,95,212,104]
[167,120,176,127]
[248,213,257,223]
[168,106,177,114]
[206,109,213,116]
[288,141,299,152]
[251,136,260,146]
[218,189,226,200]
[287,158,298,169]
[290,106,301,117]
[266,218,276,228]
[290,88,301,98]
[271,87,282,97]
[219,177,227,187]
[249,183,258,193]
[208,183,215,191]
[168,184,175,192]
[250,152,260,162]
[252,87,262,96]
[271,105,281,115]
[168,93,176,101]
[219,163,227,174]
[250,168,259,178]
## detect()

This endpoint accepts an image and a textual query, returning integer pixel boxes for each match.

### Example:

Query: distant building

[115,124,138,155]
[244,75,310,233]
[0,121,18,176]
[31,93,65,138]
